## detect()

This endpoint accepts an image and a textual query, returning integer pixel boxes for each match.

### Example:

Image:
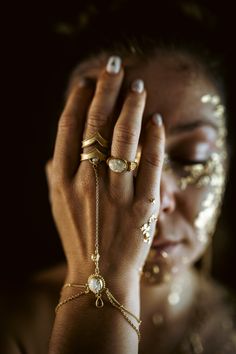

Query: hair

[55,0,228,93]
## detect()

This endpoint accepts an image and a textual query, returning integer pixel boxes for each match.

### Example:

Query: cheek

[179,186,207,225]
[180,182,223,263]
[177,186,214,261]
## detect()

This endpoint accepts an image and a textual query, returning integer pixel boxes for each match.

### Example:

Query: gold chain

[92,163,100,274]
[106,289,141,341]
[55,289,89,313]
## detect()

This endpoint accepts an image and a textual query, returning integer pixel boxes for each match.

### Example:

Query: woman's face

[72,52,227,284]
[126,53,227,283]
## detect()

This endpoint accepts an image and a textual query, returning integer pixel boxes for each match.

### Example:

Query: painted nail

[106,56,122,74]
[131,79,144,93]
[152,113,163,126]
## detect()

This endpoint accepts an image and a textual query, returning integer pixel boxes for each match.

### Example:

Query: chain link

[92,162,100,274]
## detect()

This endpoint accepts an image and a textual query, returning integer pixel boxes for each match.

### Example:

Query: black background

[3,1,236,292]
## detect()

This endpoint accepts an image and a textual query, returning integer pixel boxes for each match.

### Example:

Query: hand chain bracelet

[55,156,141,341]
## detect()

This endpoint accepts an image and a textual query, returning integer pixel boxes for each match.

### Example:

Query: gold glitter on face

[194,94,227,242]
[162,93,227,192]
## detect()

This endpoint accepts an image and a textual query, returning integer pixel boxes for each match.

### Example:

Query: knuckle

[58,115,76,130]
[88,108,108,128]
[97,76,117,95]
[153,132,165,146]
[144,152,162,168]
[50,172,68,191]
[126,92,145,110]
[115,123,137,146]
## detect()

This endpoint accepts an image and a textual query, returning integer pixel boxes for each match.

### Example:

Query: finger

[53,81,94,178]
[108,79,146,197]
[82,56,124,147]
[135,114,165,205]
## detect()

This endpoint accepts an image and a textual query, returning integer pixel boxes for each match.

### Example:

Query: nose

[159,173,176,215]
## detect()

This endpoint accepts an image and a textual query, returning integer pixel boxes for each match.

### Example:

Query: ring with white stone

[106,156,138,173]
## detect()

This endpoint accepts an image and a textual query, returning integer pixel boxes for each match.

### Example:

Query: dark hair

[55,1,227,91]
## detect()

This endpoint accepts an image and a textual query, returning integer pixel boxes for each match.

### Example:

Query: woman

[2,1,236,353]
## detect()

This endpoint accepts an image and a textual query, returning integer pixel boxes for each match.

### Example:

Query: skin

[2,52,227,354]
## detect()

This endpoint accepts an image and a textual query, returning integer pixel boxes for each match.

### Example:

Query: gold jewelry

[81,132,109,163]
[56,282,141,338]
[82,132,109,149]
[57,135,141,340]
[80,147,108,163]
[106,156,137,173]
[140,214,158,244]
[149,198,156,204]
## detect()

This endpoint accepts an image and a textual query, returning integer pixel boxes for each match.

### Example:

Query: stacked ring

[80,132,110,164]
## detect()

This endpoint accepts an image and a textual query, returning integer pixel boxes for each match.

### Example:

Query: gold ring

[106,156,138,173]
[81,132,109,164]
[81,148,108,164]
[82,132,109,149]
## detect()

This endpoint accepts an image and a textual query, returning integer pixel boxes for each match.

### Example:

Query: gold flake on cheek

[194,153,226,241]
[201,93,227,148]
[193,94,228,241]
[178,160,213,191]
[178,93,227,191]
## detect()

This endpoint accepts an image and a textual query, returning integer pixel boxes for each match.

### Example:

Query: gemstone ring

[106,156,138,173]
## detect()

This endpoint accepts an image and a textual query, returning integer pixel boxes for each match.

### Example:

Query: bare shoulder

[0,263,66,354]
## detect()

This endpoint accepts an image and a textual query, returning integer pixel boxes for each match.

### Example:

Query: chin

[141,245,194,285]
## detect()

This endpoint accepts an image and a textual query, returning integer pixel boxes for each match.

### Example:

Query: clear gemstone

[91,157,100,164]
[88,275,104,294]
[108,158,127,173]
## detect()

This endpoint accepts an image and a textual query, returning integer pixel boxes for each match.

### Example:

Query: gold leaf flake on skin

[194,152,226,241]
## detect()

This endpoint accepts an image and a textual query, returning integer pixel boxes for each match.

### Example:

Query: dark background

[3,1,236,291]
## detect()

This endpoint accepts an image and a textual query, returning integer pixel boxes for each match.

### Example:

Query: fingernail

[152,113,163,126]
[131,79,144,93]
[106,56,122,74]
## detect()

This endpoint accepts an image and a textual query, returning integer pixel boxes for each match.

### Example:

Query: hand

[45,56,165,291]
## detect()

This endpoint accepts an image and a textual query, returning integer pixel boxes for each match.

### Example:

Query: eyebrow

[169,119,219,134]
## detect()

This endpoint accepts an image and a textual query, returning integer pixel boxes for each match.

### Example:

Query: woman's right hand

[45,56,165,292]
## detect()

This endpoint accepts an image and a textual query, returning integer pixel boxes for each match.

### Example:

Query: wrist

[64,268,140,309]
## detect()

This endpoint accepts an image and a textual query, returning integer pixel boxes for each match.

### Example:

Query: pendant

[88,274,106,308]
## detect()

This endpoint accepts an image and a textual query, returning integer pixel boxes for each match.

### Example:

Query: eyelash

[171,158,207,166]
[167,156,208,167]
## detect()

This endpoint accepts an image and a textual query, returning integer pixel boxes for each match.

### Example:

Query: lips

[151,228,184,256]
[151,240,181,249]
[150,221,185,257]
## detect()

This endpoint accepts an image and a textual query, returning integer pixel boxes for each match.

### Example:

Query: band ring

[80,148,108,164]
[106,156,138,173]
[81,132,110,149]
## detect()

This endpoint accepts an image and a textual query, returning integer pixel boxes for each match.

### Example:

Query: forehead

[122,54,221,131]
[70,52,222,132]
